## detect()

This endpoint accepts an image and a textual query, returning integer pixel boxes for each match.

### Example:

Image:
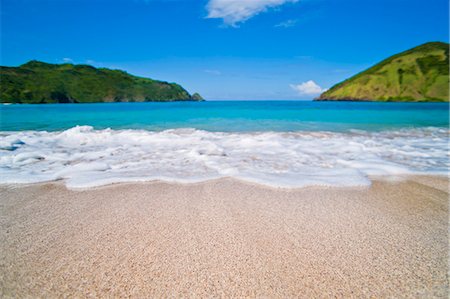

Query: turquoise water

[1,101,448,188]
[1,101,448,132]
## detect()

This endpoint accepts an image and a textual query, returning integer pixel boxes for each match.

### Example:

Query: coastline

[314,98,449,102]
[1,175,448,297]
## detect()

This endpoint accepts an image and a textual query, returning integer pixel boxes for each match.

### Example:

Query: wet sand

[0,176,448,297]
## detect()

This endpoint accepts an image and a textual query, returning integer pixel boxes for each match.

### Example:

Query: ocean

[1,101,449,188]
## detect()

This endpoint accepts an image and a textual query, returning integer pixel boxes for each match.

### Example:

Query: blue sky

[1,0,448,100]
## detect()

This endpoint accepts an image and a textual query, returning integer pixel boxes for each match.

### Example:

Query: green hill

[0,61,203,103]
[317,42,449,102]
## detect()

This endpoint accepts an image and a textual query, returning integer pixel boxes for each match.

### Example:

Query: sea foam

[0,126,448,188]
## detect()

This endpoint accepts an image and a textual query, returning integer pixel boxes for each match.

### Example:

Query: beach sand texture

[0,176,448,298]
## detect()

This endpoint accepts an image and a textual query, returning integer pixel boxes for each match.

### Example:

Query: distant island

[0,61,204,103]
[317,42,449,102]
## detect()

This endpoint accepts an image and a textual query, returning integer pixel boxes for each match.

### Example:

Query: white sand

[0,176,448,297]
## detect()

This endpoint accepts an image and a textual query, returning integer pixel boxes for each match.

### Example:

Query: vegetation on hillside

[317,42,449,102]
[0,61,203,103]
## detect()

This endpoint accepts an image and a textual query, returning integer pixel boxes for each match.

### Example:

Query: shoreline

[1,175,449,297]
[1,174,448,192]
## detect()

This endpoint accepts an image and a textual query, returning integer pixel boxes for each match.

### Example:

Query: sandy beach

[0,176,448,298]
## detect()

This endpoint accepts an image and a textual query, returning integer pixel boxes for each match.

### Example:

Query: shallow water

[1,101,448,188]
[1,101,448,132]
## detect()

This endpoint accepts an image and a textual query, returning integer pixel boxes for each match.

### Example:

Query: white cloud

[206,0,298,26]
[290,80,327,95]
[62,58,73,63]
[275,19,298,28]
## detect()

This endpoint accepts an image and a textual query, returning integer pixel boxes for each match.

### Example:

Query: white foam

[0,126,448,189]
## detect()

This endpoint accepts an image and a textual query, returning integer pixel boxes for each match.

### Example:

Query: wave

[0,126,448,188]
